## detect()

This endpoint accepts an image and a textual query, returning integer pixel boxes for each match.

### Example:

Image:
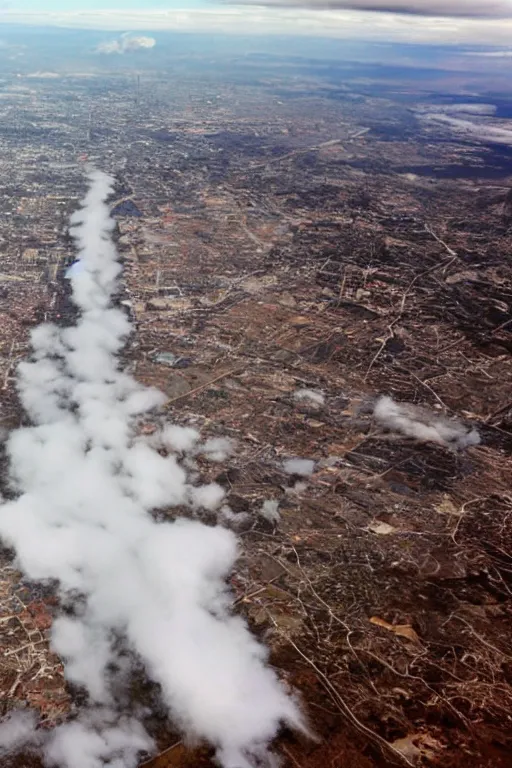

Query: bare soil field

[122,159,512,768]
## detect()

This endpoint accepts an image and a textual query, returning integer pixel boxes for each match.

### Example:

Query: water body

[396,144,512,180]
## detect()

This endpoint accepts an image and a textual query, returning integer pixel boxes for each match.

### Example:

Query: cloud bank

[2,7,512,45]
[0,171,304,768]
[412,102,512,146]
[232,0,512,17]
[96,34,156,55]
[422,112,512,146]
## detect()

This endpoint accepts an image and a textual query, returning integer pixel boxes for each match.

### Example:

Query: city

[1,21,512,768]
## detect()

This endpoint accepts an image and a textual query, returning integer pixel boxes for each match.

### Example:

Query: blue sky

[9,1,213,9]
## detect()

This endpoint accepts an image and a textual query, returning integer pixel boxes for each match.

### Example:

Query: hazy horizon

[2,0,512,47]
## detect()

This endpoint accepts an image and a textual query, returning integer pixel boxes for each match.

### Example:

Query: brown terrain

[1,58,512,768]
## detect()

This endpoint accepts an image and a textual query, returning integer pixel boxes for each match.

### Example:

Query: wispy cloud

[471,49,512,56]
[420,112,512,146]
[374,396,480,449]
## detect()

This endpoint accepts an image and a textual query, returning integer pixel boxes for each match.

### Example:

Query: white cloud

[421,112,512,146]
[2,7,512,45]
[294,389,325,407]
[96,33,156,55]
[435,104,497,115]
[0,171,306,768]
[260,499,281,524]
[413,101,512,145]
[160,424,200,453]
[374,396,480,449]
[44,714,154,768]
[471,48,512,56]
[283,458,316,475]
[198,437,236,463]
[0,711,40,757]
